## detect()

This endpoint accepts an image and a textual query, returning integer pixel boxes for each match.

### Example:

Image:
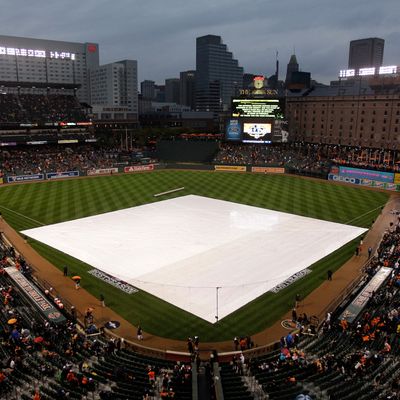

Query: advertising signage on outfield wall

[328,174,400,191]
[214,165,246,172]
[46,171,80,179]
[124,165,154,173]
[87,168,118,176]
[252,167,285,174]
[338,166,394,183]
[7,174,44,183]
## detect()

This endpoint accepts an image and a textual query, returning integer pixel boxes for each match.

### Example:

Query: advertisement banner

[339,267,391,323]
[46,171,80,179]
[5,266,66,325]
[394,173,400,184]
[339,166,394,183]
[57,139,78,144]
[252,167,285,174]
[329,174,400,191]
[124,164,154,173]
[7,174,44,183]
[225,119,242,141]
[214,165,246,172]
[87,168,118,176]
[328,174,361,185]
[386,183,399,191]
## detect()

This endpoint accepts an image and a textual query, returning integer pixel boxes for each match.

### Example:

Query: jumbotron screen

[225,118,288,143]
[226,118,274,143]
[232,98,283,119]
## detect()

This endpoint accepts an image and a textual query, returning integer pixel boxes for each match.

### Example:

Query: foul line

[0,205,45,226]
[345,198,397,225]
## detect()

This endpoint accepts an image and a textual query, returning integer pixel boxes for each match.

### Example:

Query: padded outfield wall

[156,140,219,162]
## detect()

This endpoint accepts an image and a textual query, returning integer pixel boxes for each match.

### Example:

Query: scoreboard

[226,98,286,143]
[232,99,283,119]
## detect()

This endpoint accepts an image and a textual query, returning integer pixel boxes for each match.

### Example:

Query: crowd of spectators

[0,236,191,399]
[213,143,332,176]
[0,94,24,123]
[213,142,400,175]
[0,145,125,175]
[0,93,87,124]
[224,216,400,399]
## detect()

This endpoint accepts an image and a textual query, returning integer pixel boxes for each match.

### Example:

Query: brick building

[287,77,400,149]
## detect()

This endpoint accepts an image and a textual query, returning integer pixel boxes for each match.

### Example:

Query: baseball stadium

[0,36,400,400]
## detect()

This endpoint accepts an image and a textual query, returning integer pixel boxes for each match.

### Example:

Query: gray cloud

[0,0,398,84]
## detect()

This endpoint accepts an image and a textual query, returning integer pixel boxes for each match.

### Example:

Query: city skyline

[0,0,399,85]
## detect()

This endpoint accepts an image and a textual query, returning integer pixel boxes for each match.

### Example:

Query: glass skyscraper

[195,35,243,115]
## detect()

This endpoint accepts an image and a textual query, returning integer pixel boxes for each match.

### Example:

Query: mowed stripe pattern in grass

[0,171,389,341]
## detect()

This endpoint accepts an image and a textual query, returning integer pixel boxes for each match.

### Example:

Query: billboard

[227,97,286,143]
[252,167,285,174]
[328,174,400,191]
[214,165,246,172]
[124,165,154,173]
[225,119,242,141]
[46,171,80,179]
[87,168,118,176]
[232,99,282,118]
[338,166,394,183]
[7,174,44,183]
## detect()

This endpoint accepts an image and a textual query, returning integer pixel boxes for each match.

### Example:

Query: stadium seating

[0,93,86,124]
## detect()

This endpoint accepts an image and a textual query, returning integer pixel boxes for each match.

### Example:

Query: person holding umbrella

[72,276,81,290]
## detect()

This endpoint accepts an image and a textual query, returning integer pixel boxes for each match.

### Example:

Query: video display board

[242,122,272,143]
[225,118,274,143]
[232,99,282,118]
[225,119,242,141]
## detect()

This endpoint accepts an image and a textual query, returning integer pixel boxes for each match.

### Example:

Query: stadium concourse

[0,187,397,353]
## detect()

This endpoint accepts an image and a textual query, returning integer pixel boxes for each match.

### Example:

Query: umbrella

[34,336,44,343]
[72,276,81,281]
[104,321,120,330]
[7,318,17,325]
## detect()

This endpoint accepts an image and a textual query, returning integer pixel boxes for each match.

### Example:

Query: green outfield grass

[0,171,390,341]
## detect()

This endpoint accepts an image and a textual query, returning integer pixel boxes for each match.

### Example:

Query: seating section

[0,238,191,399]
[221,221,400,399]
[0,93,87,124]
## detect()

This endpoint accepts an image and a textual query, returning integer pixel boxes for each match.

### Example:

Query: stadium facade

[0,35,99,104]
[286,76,400,149]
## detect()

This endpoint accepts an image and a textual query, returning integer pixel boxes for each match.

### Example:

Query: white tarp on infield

[22,195,366,323]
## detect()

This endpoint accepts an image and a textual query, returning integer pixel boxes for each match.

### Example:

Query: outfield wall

[156,140,219,163]
[4,162,399,193]
[329,165,400,191]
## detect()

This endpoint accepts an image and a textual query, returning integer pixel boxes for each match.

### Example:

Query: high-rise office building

[348,38,384,70]
[165,78,180,103]
[140,80,156,100]
[195,35,243,114]
[285,54,299,84]
[0,34,99,103]
[180,70,196,110]
[90,60,138,116]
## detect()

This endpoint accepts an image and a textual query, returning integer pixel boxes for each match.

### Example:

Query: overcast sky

[1,0,399,84]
